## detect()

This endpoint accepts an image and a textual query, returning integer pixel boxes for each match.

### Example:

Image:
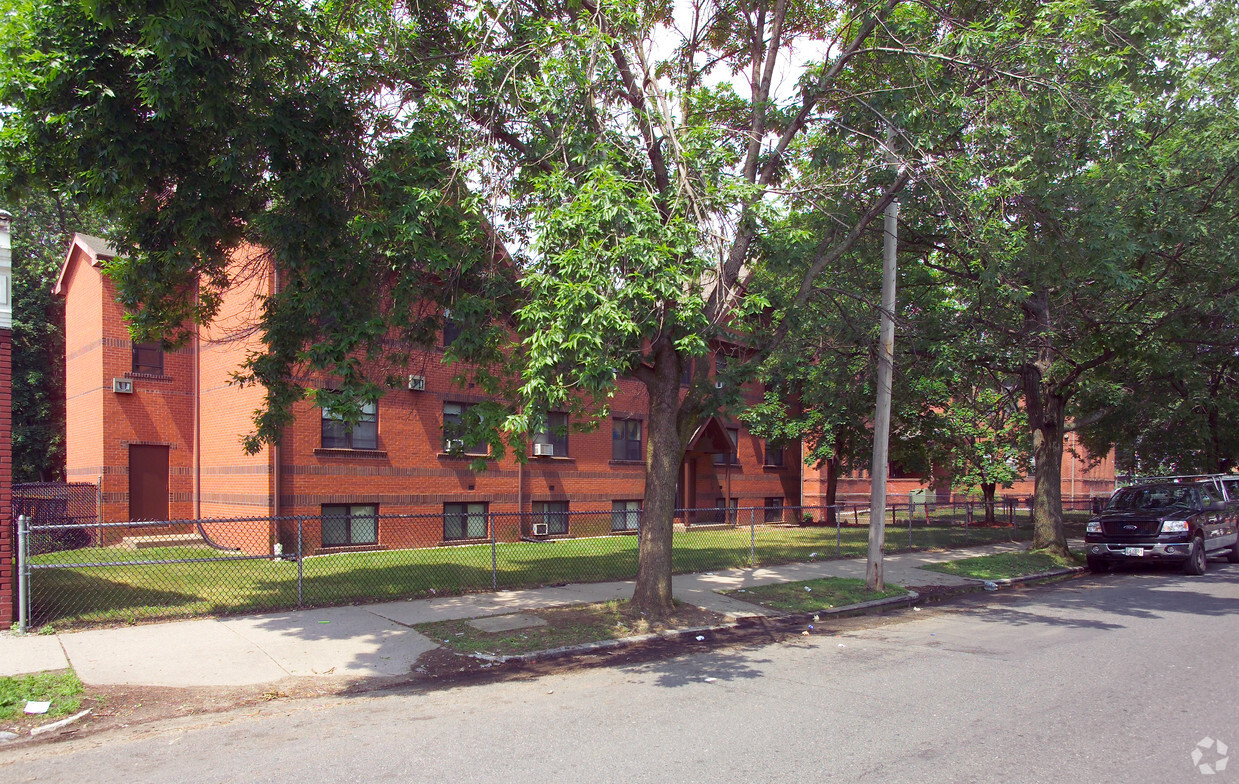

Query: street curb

[973,566,1087,589]
[468,591,921,665]
[29,709,92,738]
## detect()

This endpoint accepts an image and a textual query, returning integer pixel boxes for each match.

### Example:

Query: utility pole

[867,129,899,592]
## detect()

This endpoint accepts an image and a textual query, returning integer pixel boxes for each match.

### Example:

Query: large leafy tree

[903,0,1239,555]
[467,0,1082,613]
[1,0,1115,616]
[0,0,516,451]
[5,191,103,481]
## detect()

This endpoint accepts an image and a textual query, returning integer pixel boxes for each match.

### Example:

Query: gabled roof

[686,416,732,455]
[53,233,118,295]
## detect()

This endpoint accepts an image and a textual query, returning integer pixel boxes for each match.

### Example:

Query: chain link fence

[12,482,100,555]
[12,496,1096,631]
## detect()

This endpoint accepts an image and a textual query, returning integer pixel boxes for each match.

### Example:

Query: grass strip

[920,550,1083,581]
[724,576,907,614]
[0,670,84,721]
[416,600,721,657]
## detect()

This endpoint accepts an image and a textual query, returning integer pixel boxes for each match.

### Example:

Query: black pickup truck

[1085,481,1239,575]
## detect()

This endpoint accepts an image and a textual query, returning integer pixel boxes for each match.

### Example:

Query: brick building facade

[55,235,1114,560]
[55,237,803,556]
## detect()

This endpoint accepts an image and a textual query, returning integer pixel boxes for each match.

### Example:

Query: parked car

[1085,481,1238,575]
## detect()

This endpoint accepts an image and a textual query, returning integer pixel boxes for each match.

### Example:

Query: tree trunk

[1020,289,1070,557]
[1027,391,1069,555]
[981,481,997,524]
[631,343,688,619]
[823,456,840,526]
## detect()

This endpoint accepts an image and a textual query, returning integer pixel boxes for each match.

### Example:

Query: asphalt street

[3,565,1238,783]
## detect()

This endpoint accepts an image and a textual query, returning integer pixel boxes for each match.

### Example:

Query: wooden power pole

[866,131,900,592]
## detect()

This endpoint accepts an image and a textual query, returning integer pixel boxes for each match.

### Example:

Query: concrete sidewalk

[0,542,1029,688]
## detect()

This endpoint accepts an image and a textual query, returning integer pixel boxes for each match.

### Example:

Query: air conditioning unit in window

[407,374,426,391]
[531,522,549,536]
[112,378,134,394]
[714,381,725,389]
[445,439,464,452]
[532,443,554,457]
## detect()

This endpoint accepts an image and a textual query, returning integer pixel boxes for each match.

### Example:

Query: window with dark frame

[321,401,378,450]
[713,428,739,466]
[532,500,569,535]
[443,402,488,455]
[443,313,462,347]
[764,440,785,467]
[764,497,785,523]
[534,412,569,457]
[611,500,641,531]
[443,502,488,540]
[321,504,378,547]
[132,341,164,375]
[713,497,738,525]
[612,419,642,461]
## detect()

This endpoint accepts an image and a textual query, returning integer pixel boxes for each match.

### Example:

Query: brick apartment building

[54,234,1114,558]
[55,235,803,555]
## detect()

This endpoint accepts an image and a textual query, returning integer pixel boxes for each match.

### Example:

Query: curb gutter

[974,566,1086,589]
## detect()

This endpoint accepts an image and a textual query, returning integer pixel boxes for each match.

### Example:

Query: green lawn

[920,550,1084,580]
[724,577,908,613]
[0,670,83,721]
[27,520,1063,629]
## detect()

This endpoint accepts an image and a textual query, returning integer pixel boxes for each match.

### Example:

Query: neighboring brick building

[0,211,13,625]
[802,432,1117,510]
[55,237,802,555]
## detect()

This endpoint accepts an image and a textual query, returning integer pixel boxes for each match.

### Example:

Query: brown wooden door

[129,445,169,521]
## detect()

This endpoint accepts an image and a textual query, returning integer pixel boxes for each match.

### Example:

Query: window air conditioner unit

[445,439,464,452]
[531,522,549,536]
[533,443,554,457]
[112,378,134,394]
[714,381,725,389]
[407,374,426,391]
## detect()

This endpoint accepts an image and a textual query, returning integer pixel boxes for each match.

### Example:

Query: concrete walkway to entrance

[0,542,1032,688]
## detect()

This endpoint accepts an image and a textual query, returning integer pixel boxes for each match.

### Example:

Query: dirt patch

[416,601,728,658]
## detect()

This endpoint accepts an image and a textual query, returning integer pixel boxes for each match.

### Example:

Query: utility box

[908,488,929,517]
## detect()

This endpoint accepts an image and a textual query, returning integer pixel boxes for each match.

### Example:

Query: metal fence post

[836,508,841,558]
[965,502,971,544]
[96,475,104,547]
[491,513,498,591]
[16,515,28,633]
[296,516,304,608]
[749,508,756,568]
[908,503,913,548]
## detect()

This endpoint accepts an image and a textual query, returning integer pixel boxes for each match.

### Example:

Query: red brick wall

[62,243,197,533]
[197,246,275,553]
[66,244,801,555]
[62,246,105,487]
[278,366,800,552]
[802,431,1117,508]
[0,328,12,626]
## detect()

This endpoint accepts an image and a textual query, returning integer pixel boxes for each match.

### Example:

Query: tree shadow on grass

[30,569,205,627]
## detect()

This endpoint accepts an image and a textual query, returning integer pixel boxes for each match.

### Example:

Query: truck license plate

[1124,547,1144,557]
